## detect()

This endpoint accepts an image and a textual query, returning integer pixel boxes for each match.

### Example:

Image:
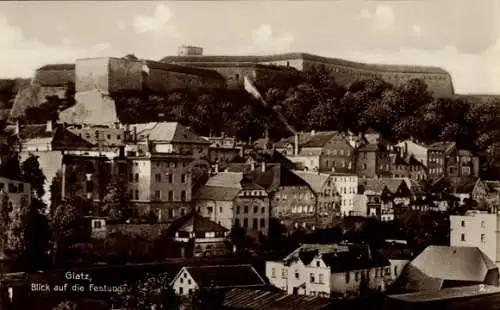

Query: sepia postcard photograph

[0,0,499,309]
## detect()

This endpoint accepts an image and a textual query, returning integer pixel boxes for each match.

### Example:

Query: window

[181,191,186,202]
[18,184,24,193]
[261,207,265,214]
[253,218,258,229]
[316,261,320,267]
[271,268,276,278]
[179,287,183,295]
[244,206,249,213]
[461,220,465,227]
[260,218,265,228]
[155,174,161,182]
[134,173,139,182]
[254,206,258,213]
[481,234,486,243]
[281,269,287,279]
[236,206,240,214]
[394,266,398,276]
[168,191,174,201]
[355,272,359,281]
[243,218,248,227]
[363,164,367,170]
[345,272,350,283]
[481,221,486,228]
[207,207,213,213]
[154,190,161,200]
[461,233,465,241]
[181,174,186,183]
[310,273,315,283]
[168,174,173,183]
[135,190,139,200]
[235,218,240,227]
[319,274,324,284]
[295,270,300,279]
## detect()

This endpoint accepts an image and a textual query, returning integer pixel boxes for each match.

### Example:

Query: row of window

[325,149,351,156]
[236,206,266,214]
[0,183,25,194]
[131,190,187,201]
[291,205,315,214]
[460,233,486,243]
[235,218,266,229]
[325,160,353,170]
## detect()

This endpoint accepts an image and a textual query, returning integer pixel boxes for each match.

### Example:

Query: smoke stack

[294,134,299,156]
[261,161,266,173]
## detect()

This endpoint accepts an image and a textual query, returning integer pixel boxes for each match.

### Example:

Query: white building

[450,210,500,269]
[170,264,266,296]
[330,173,358,216]
[266,243,390,298]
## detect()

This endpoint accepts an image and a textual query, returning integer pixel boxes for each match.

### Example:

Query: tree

[100,181,131,221]
[0,193,10,259]
[192,286,225,310]
[21,154,46,199]
[50,172,62,213]
[52,300,77,310]
[112,272,180,310]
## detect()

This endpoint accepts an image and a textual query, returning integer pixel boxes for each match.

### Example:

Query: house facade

[330,173,358,216]
[471,179,500,211]
[266,244,391,298]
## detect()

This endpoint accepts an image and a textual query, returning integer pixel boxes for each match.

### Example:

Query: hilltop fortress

[11,45,455,122]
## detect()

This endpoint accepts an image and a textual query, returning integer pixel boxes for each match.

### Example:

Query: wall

[266,261,288,291]
[332,174,358,216]
[173,269,198,296]
[330,268,387,296]
[58,90,120,126]
[109,58,143,93]
[128,159,152,201]
[320,136,356,174]
[0,177,31,209]
[357,151,378,178]
[234,195,269,236]
[270,185,316,230]
[32,67,75,87]
[149,157,192,203]
[37,86,67,104]
[195,200,234,230]
[144,67,224,93]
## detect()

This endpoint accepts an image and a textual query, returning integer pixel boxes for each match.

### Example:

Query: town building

[293,171,340,225]
[330,173,358,216]
[356,143,393,178]
[193,171,270,237]
[376,240,413,287]
[166,212,230,257]
[0,176,31,209]
[450,210,500,269]
[204,134,244,165]
[170,264,267,296]
[395,245,499,293]
[274,131,357,174]
[265,243,390,298]
[471,179,500,211]
[357,178,403,221]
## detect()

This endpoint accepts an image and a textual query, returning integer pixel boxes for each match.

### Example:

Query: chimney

[46,120,53,133]
[239,147,244,157]
[294,134,299,156]
[133,126,137,142]
[311,130,316,136]
[261,161,266,173]
[14,120,20,135]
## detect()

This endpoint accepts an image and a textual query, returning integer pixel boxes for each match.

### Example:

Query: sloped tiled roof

[4,124,54,140]
[130,122,210,144]
[410,246,497,283]
[172,212,228,234]
[428,141,456,153]
[257,164,310,192]
[361,178,404,194]
[357,143,380,152]
[193,186,241,201]
[222,288,333,310]
[293,171,331,193]
[184,264,266,288]
[275,131,340,149]
[205,172,243,188]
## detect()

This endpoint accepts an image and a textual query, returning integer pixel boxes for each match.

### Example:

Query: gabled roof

[222,288,333,310]
[357,143,381,152]
[401,178,427,195]
[171,212,228,234]
[193,186,241,201]
[275,131,342,149]
[292,171,332,193]
[4,123,54,140]
[257,164,310,192]
[181,264,266,288]
[410,246,497,283]
[428,141,456,153]
[205,172,244,188]
[361,178,404,195]
[129,122,210,144]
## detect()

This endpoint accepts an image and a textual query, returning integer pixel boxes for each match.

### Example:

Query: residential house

[0,176,31,209]
[225,149,297,172]
[193,171,270,237]
[450,210,500,269]
[395,245,499,293]
[256,164,317,231]
[167,211,230,257]
[170,264,267,296]
[293,171,340,226]
[356,143,393,178]
[266,243,390,298]
[221,288,334,310]
[472,179,500,211]
[85,216,107,239]
[274,131,357,174]
[389,152,427,181]
[358,178,403,221]
[377,240,413,287]
[127,152,193,220]
[204,134,244,165]
[330,173,359,217]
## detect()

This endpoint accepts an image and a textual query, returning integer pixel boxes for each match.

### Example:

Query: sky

[0,1,499,94]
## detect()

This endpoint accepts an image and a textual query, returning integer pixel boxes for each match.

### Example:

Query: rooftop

[129,122,210,144]
[170,212,228,234]
[182,264,266,288]
[292,171,332,193]
[389,284,500,303]
[222,288,333,310]
[161,52,449,74]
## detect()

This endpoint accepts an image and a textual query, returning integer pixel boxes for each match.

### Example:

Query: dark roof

[144,60,224,80]
[170,212,228,234]
[378,245,414,260]
[298,250,318,265]
[160,53,449,74]
[388,284,500,304]
[428,141,456,152]
[184,264,266,288]
[37,64,76,71]
[33,64,75,86]
[257,164,310,192]
[6,124,55,140]
[357,143,381,152]
[222,288,333,310]
[321,249,390,272]
[361,178,404,194]
[193,186,241,201]
[301,132,337,148]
